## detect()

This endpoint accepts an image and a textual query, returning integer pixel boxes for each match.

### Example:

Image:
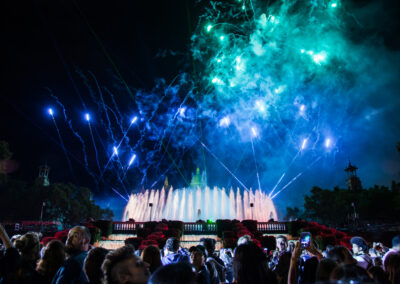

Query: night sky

[1,0,400,219]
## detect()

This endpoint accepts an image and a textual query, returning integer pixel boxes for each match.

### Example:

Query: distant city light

[300,104,305,112]
[85,113,90,121]
[113,146,118,155]
[206,24,213,32]
[48,108,54,116]
[331,3,337,8]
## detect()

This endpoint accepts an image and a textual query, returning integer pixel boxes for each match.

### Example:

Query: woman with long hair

[36,240,66,283]
[141,245,163,274]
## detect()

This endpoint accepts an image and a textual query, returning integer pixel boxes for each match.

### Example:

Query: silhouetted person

[161,238,189,265]
[383,235,400,269]
[102,245,149,284]
[189,246,211,284]
[233,242,277,284]
[149,262,196,284]
[141,245,163,274]
[52,226,91,284]
[36,240,66,284]
[84,247,108,284]
[351,236,372,270]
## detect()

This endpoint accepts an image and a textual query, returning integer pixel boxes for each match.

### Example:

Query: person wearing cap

[382,235,400,270]
[350,236,372,270]
[189,246,211,284]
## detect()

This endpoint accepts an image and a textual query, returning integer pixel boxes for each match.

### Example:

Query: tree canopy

[0,180,113,225]
[286,182,400,225]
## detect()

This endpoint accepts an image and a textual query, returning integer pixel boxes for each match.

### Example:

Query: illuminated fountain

[123,169,277,222]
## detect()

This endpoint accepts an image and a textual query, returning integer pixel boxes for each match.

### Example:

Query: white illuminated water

[123,187,277,222]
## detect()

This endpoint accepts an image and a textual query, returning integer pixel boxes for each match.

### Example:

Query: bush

[216,220,233,237]
[86,225,101,244]
[144,221,158,232]
[166,228,181,238]
[252,231,263,240]
[137,228,151,239]
[223,237,237,249]
[41,236,57,246]
[140,239,159,250]
[223,231,235,239]
[92,220,113,238]
[287,220,307,236]
[125,237,142,250]
[54,230,69,243]
[242,220,257,232]
[260,236,276,251]
[155,223,168,232]
[167,221,184,232]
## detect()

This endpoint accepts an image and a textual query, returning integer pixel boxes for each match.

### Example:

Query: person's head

[392,235,400,251]
[237,235,252,246]
[125,238,140,251]
[287,241,295,253]
[373,256,383,267]
[350,236,368,255]
[189,246,206,270]
[102,245,149,284]
[330,264,371,282]
[10,234,22,246]
[14,232,40,262]
[84,247,108,284]
[36,240,65,280]
[141,245,162,274]
[316,258,338,282]
[384,253,400,284]
[65,226,91,255]
[233,242,277,284]
[199,238,215,255]
[327,245,357,265]
[164,238,180,254]
[275,235,288,252]
[148,262,196,284]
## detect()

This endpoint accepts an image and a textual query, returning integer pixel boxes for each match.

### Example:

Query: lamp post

[40,202,46,233]
[149,203,153,221]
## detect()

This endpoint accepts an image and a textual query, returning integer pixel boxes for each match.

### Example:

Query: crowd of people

[1,223,400,284]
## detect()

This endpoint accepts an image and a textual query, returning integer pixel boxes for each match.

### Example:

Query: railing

[113,222,144,234]
[1,220,62,235]
[112,221,287,235]
[257,222,287,233]
[183,223,217,235]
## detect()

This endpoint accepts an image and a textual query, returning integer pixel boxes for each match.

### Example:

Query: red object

[54,230,69,241]
[41,237,57,246]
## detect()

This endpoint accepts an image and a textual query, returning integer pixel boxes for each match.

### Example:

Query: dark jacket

[52,251,88,284]
[161,252,190,265]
